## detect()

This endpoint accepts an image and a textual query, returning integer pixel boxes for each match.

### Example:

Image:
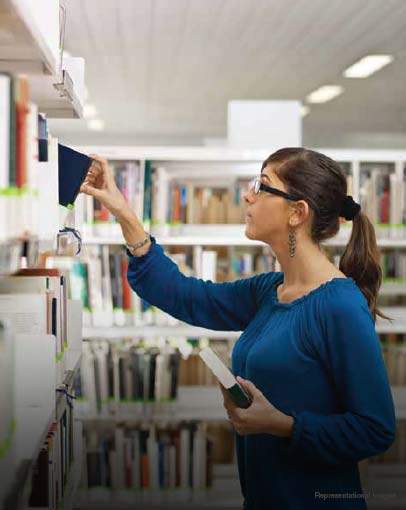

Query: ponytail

[339,212,393,324]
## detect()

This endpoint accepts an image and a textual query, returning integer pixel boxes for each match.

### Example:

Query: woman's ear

[289,200,310,227]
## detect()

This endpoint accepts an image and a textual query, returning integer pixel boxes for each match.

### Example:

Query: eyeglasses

[251,178,303,202]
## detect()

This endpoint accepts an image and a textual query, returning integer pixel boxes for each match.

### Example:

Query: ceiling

[49,0,406,148]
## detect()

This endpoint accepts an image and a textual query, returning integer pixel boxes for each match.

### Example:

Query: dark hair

[262,147,392,324]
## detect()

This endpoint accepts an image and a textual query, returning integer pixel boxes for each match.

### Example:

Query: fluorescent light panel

[306,85,344,104]
[343,55,393,78]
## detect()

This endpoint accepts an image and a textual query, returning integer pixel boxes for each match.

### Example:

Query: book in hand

[58,143,93,208]
[198,346,252,409]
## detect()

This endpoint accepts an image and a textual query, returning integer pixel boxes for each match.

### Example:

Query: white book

[135,161,145,221]
[0,293,48,335]
[80,342,98,415]
[199,346,252,408]
[201,250,217,282]
[13,333,55,464]
[37,136,60,241]
[93,341,109,405]
[152,166,169,225]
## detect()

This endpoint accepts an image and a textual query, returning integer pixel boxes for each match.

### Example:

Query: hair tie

[340,195,361,221]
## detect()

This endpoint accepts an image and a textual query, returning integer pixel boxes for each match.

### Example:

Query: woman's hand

[80,154,130,219]
[220,376,294,437]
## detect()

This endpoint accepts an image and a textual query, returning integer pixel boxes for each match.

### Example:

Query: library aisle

[2,1,406,510]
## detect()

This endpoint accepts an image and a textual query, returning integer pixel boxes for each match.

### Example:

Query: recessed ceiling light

[301,106,310,117]
[83,103,97,119]
[87,119,105,131]
[306,85,344,104]
[343,55,394,78]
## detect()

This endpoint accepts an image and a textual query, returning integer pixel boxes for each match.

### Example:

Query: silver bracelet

[125,232,151,255]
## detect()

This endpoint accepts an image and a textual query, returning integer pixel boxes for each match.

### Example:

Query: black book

[58,143,92,208]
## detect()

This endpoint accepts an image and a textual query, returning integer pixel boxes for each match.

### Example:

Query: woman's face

[243,163,293,244]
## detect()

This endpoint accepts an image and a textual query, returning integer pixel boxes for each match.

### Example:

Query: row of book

[0,73,61,244]
[0,318,82,510]
[0,269,71,383]
[75,341,182,417]
[28,398,76,509]
[83,423,212,492]
[75,339,230,415]
[77,163,361,235]
[43,243,280,328]
[381,252,406,281]
[46,241,406,329]
[360,165,406,227]
[74,159,406,240]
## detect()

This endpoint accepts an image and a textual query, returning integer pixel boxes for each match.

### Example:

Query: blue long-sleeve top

[127,239,396,509]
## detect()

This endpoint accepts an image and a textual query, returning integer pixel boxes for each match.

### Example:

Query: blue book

[58,144,92,208]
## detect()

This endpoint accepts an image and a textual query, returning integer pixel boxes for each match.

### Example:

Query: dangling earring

[288,228,296,258]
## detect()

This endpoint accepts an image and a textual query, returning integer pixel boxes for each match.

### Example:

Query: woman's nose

[243,187,256,204]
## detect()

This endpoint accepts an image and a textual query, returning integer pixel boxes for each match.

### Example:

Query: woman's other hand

[80,154,129,219]
[219,376,294,437]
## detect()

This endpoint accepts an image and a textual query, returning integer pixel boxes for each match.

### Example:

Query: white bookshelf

[83,324,241,340]
[82,231,406,249]
[82,306,406,339]
[0,3,86,507]
[0,0,84,117]
[5,363,82,510]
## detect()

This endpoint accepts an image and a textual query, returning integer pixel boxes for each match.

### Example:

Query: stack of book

[28,381,77,509]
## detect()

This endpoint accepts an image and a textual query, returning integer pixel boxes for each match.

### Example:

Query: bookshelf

[0,0,84,118]
[0,2,85,509]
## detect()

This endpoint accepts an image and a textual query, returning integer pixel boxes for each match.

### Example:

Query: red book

[172,187,181,222]
[381,190,389,223]
[15,76,29,189]
[122,259,132,310]
[141,454,149,487]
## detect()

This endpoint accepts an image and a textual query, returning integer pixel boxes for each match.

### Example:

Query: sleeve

[283,293,396,466]
[126,238,273,331]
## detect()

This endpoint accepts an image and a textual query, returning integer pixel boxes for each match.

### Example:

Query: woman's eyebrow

[260,172,272,182]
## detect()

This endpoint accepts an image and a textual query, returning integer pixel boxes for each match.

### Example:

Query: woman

[81,147,396,509]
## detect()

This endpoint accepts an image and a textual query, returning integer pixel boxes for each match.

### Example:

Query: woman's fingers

[88,154,113,188]
[80,181,103,200]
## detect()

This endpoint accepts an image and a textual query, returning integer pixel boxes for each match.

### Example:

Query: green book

[9,75,16,187]
[199,346,252,409]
